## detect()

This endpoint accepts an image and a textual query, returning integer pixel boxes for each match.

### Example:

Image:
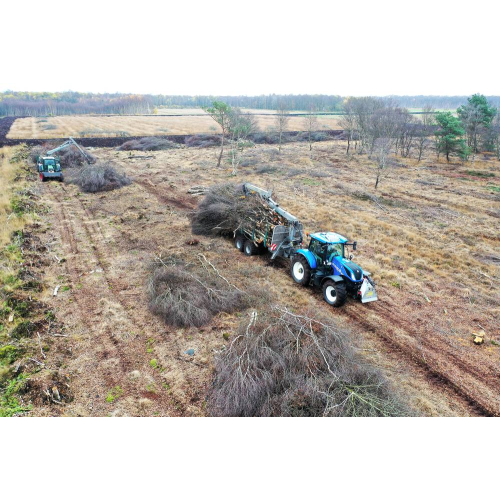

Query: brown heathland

[7,114,341,139]
[6,140,499,416]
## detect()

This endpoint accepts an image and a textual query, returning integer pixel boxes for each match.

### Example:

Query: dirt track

[29,140,500,416]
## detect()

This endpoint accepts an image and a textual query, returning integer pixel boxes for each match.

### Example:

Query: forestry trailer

[37,137,93,182]
[234,183,377,307]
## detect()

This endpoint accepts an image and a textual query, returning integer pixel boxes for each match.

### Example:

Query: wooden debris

[473,331,485,345]
[188,185,209,196]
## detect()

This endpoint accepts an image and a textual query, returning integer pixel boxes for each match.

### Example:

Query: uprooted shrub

[67,161,131,193]
[58,146,96,167]
[190,183,269,236]
[116,137,181,151]
[29,145,46,165]
[208,307,410,417]
[184,134,221,148]
[146,256,249,327]
[251,133,281,144]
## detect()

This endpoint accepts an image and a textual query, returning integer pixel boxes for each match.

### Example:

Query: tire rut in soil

[45,183,177,414]
[279,254,498,416]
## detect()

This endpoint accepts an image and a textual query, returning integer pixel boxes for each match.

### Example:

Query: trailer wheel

[291,255,311,286]
[322,280,347,307]
[234,235,245,252]
[243,240,256,256]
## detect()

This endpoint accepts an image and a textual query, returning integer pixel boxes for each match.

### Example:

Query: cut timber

[188,186,209,196]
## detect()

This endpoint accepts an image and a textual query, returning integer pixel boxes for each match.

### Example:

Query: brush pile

[208,307,409,417]
[146,256,249,327]
[67,161,131,193]
[58,146,96,167]
[116,137,180,151]
[190,183,286,240]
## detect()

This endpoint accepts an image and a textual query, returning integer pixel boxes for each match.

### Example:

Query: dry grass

[0,147,31,247]
[7,114,341,139]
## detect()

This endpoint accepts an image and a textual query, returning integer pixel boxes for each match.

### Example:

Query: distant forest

[1,91,500,116]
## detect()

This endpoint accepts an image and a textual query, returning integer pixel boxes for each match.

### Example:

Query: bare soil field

[7,114,341,139]
[3,140,499,416]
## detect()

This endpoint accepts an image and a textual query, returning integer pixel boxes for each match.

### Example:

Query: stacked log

[190,182,287,240]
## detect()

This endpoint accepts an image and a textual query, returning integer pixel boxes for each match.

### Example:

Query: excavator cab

[37,156,63,182]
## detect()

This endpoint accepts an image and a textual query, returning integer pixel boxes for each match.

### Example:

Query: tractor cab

[307,232,363,282]
[37,156,63,182]
[308,232,348,269]
[37,156,61,172]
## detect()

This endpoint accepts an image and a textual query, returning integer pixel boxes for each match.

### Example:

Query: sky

[2,0,499,96]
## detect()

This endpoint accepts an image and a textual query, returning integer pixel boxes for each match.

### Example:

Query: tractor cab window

[309,239,344,261]
[326,243,344,260]
[309,239,322,256]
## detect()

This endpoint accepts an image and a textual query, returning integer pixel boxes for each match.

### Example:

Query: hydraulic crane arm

[46,137,94,164]
[243,183,299,223]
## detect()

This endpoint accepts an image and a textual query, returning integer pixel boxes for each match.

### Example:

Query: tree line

[0,92,153,116]
[4,91,500,117]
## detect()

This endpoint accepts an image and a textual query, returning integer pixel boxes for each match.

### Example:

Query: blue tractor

[291,232,377,307]
[234,184,378,308]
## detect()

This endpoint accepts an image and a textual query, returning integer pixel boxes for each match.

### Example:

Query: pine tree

[434,112,469,162]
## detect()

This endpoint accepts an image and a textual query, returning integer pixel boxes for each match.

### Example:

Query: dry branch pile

[116,137,180,151]
[58,147,96,167]
[146,256,249,327]
[208,307,409,417]
[67,161,131,193]
[190,183,286,241]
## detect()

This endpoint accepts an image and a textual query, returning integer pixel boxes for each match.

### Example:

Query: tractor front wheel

[322,280,347,307]
[291,255,311,286]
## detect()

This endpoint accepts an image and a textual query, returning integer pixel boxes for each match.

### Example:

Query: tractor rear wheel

[322,280,347,307]
[243,240,256,256]
[234,235,245,252]
[291,255,311,286]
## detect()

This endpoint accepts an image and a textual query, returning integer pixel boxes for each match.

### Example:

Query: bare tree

[303,106,319,155]
[228,109,258,175]
[415,105,435,162]
[204,101,232,168]
[491,111,500,160]
[372,137,395,189]
[339,98,357,155]
[349,97,384,153]
[393,108,416,158]
[275,102,290,152]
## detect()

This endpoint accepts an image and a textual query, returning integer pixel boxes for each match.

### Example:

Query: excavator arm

[46,137,94,164]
